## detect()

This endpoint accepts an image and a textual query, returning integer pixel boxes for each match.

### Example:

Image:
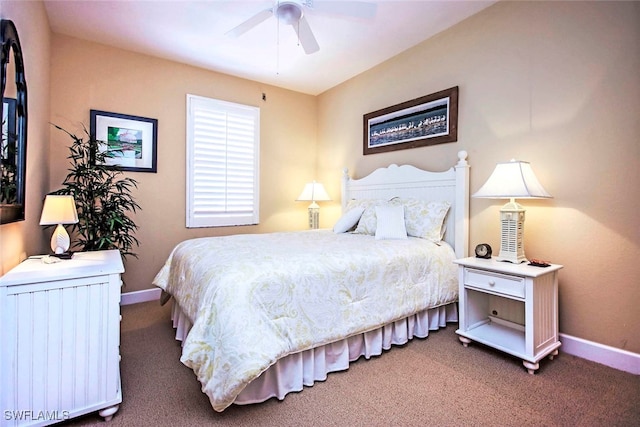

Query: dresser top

[0,250,124,287]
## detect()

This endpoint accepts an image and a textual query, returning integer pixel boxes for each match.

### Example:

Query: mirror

[1,19,28,224]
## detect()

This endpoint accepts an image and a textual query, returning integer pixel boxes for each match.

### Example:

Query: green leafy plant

[1,119,17,204]
[51,123,140,260]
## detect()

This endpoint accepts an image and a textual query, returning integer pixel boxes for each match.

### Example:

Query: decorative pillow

[344,198,370,211]
[352,199,393,235]
[391,198,451,242]
[374,205,407,240]
[333,207,365,233]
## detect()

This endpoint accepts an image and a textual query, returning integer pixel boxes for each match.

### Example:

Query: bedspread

[152,230,458,411]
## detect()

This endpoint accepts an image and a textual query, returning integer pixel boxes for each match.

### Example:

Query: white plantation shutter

[186,95,260,227]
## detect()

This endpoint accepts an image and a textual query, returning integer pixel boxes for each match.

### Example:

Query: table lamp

[296,181,331,229]
[472,159,552,263]
[39,195,79,254]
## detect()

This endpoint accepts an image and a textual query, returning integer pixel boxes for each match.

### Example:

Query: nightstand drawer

[464,268,525,298]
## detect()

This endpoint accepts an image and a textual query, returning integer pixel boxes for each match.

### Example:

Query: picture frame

[363,86,458,155]
[90,109,158,172]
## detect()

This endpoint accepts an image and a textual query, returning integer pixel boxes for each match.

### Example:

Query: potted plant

[51,124,140,260]
[1,120,17,204]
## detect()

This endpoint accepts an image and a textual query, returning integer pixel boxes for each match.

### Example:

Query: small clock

[475,243,492,259]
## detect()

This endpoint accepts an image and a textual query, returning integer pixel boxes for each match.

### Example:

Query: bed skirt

[170,301,458,406]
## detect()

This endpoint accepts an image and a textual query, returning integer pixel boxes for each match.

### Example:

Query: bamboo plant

[1,121,17,204]
[51,123,140,260]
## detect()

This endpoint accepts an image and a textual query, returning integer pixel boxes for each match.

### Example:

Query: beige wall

[48,34,318,294]
[317,1,640,353]
[0,0,50,274]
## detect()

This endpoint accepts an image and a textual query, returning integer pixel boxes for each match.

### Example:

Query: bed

[153,151,470,412]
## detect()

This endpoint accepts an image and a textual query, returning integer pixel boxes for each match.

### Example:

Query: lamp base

[50,223,71,254]
[498,200,527,263]
[307,204,320,229]
[51,252,74,259]
[496,253,528,264]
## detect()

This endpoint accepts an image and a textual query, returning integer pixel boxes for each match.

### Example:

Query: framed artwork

[363,86,458,155]
[90,109,158,172]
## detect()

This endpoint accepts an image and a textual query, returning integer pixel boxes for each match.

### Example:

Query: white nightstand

[0,250,124,425]
[454,257,563,374]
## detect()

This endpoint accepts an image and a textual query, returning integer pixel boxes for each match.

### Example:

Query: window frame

[186,94,260,228]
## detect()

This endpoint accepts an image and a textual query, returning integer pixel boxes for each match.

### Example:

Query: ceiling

[43,0,496,96]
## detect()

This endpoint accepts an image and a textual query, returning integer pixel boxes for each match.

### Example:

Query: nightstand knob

[488,280,496,286]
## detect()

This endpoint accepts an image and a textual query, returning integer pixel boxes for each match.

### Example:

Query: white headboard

[342,151,470,258]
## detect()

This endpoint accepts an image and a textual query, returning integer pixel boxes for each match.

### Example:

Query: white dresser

[0,250,123,426]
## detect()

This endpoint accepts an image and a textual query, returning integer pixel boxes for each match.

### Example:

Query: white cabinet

[454,257,563,374]
[0,250,124,426]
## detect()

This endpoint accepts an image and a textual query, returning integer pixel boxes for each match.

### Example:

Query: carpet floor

[63,301,639,426]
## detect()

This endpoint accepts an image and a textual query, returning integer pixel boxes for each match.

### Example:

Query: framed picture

[90,109,158,172]
[363,86,458,155]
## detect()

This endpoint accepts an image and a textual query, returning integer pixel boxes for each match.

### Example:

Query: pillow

[353,199,393,235]
[391,198,451,242]
[374,205,407,240]
[344,198,370,211]
[333,207,365,233]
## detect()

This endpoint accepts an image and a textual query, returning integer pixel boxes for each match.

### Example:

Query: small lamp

[473,159,552,263]
[39,195,79,254]
[296,181,331,229]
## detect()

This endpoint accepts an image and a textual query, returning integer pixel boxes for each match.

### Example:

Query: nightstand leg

[548,349,559,360]
[523,360,539,375]
[99,405,119,421]
[458,336,471,348]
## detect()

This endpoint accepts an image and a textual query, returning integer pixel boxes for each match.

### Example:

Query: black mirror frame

[0,19,28,224]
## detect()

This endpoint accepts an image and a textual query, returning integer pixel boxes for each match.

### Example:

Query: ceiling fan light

[277,2,303,25]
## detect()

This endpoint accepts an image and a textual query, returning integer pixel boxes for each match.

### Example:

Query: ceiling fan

[225,0,377,55]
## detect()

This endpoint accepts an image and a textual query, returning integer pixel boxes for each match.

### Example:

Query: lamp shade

[472,160,552,199]
[39,195,79,225]
[296,181,331,202]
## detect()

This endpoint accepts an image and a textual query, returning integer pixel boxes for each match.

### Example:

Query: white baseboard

[120,288,161,306]
[559,333,640,375]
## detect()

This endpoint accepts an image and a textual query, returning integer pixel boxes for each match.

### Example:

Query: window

[186,95,260,228]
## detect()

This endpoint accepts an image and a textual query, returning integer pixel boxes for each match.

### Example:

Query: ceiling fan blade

[308,1,377,19]
[294,15,320,54]
[225,8,273,38]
